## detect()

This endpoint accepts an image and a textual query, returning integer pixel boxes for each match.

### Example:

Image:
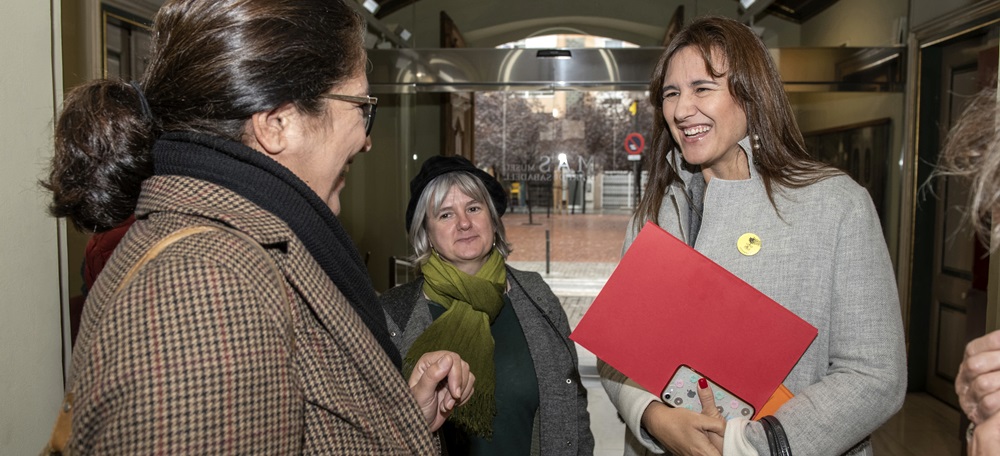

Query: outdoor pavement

[504,208,630,455]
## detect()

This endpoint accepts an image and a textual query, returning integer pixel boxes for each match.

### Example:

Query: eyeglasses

[320,93,378,136]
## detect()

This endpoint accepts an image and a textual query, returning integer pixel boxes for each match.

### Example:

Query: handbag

[760,415,792,456]
[41,225,293,455]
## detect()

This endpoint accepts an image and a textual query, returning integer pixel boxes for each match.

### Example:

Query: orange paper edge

[752,384,793,420]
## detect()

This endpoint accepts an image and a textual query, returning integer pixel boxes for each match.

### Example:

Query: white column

[0,0,65,453]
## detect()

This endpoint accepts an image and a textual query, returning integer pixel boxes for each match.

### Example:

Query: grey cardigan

[381,266,595,456]
[600,140,906,456]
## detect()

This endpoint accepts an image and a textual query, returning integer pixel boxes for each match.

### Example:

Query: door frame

[898,2,1000,393]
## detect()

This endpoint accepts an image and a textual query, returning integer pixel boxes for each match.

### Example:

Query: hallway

[505,211,963,456]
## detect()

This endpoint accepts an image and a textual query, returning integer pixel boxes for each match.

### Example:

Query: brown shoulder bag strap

[42,225,293,456]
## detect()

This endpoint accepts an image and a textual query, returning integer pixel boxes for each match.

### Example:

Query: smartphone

[660,365,755,420]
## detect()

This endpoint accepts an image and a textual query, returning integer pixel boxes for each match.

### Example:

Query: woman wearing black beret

[381,155,595,455]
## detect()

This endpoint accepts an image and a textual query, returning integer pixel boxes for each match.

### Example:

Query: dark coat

[381,267,595,456]
[68,175,438,454]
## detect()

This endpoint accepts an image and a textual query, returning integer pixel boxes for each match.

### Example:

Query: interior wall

[756,16,802,47]
[0,0,65,452]
[803,0,908,46]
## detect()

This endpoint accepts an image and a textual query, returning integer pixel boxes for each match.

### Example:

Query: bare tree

[474,92,549,179]
[474,91,658,215]
[564,92,656,171]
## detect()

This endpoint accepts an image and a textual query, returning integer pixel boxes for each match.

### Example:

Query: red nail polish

[699,378,708,389]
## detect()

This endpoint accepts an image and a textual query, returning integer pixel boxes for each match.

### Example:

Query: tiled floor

[872,392,961,456]
[506,210,964,456]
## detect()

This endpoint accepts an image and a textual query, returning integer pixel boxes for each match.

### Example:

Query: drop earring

[752,134,761,150]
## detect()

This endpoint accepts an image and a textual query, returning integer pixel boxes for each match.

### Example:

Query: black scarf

[153,131,402,369]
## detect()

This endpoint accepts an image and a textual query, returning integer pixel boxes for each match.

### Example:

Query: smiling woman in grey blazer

[599,16,906,456]
[381,155,594,455]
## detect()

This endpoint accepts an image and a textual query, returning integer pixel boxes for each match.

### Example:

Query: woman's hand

[957,330,1000,424]
[641,397,725,456]
[408,350,475,431]
[696,378,725,452]
[970,412,1000,456]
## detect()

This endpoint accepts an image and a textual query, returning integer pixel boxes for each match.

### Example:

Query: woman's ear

[249,102,298,156]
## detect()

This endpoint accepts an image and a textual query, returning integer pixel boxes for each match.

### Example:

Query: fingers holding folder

[638,377,725,456]
[697,377,726,451]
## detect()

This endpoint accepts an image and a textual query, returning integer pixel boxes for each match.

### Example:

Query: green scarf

[404,248,507,439]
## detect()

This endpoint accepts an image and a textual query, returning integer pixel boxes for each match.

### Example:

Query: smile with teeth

[683,126,711,136]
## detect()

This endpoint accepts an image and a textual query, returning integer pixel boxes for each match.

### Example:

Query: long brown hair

[43,0,364,232]
[634,16,838,226]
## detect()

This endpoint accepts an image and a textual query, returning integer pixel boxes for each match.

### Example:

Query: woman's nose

[673,93,696,120]
[456,213,471,229]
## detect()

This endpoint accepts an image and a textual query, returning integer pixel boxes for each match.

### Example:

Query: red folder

[571,222,817,412]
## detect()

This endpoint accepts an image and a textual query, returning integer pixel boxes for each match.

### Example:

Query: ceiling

[762,0,840,23]
[375,0,838,23]
[107,0,701,48]
[116,0,840,24]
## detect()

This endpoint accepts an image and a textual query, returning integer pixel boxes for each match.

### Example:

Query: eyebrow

[433,200,456,215]
[662,79,720,92]
[434,196,481,215]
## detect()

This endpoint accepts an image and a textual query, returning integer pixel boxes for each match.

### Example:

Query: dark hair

[43,0,365,232]
[634,16,838,226]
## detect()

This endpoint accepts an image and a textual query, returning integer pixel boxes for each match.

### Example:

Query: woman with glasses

[43,0,472,453]
[321,94,378,136]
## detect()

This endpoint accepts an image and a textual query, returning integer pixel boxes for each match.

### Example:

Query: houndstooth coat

[67,175,438,455]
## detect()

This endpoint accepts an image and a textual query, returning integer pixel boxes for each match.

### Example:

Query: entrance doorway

[913,29,999,408]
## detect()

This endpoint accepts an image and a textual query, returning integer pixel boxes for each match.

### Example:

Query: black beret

[405,155,508,232]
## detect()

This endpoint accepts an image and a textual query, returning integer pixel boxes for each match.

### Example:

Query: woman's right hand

[408,350,475,431]
[957,330,1000,424]
[641,399,725,456]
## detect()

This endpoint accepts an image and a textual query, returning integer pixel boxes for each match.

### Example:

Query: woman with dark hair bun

[599,16,906,455]
[43,0,472,453]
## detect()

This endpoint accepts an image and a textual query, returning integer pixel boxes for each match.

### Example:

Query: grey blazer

[600,138,906,456]
[381,266,595,456]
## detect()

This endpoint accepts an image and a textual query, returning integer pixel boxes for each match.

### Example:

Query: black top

[430,294,539,455]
